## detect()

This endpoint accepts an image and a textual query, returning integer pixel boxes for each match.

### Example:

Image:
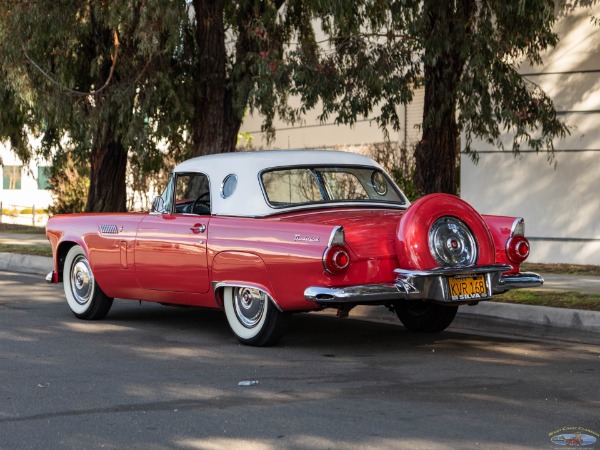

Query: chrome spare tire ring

[428,216,477,267]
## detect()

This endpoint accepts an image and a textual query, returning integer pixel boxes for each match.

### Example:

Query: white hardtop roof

[172,150,391,217]
[173,150,380,174]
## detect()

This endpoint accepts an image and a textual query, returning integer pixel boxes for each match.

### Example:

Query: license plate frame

[448,273,490,301]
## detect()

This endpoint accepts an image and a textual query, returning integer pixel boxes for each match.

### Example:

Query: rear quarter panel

[208,213,403,310]
[208,217,335,310]
[482,215,520,272]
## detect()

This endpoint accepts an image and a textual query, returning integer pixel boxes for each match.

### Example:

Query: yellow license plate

[448,274,489,301]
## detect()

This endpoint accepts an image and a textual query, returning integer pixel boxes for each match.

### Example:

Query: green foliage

[237,131,255,150]
[0,244,52,257]
[1,208,18,217]
[353,141,417,202]
[0,223,45,234]
[0,1,193,210]
[47,153,90,215]
[494,290,600,312]
[390,167,417,203]
[17,208,48,215]
[1,0,572,205]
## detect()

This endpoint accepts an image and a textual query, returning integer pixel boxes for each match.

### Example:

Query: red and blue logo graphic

[549,428,598,447]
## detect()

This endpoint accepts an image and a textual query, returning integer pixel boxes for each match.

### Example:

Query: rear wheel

[223,287,290,346]
[394,301,458,332]
[63,245,113,320]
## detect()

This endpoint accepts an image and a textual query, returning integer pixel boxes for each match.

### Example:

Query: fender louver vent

[99,225,119,235]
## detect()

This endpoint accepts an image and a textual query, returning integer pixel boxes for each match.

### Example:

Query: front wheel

[223,287,290,346]
[394,302,458,333]
[63,245,113,320]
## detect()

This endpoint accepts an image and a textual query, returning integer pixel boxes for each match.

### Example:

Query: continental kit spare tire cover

[396,193,495,270]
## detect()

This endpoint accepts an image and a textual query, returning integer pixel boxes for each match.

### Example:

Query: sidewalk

[2,231,600,334]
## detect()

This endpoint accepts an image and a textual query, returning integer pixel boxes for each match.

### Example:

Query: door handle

[190,224,206,234]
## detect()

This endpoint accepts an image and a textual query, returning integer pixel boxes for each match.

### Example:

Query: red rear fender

[396,194,495,270]
[211,251,276,308]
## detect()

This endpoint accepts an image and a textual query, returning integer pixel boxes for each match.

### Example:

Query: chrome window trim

[257,164,408,210]
[220,173,238,199]
[171,171,212,216]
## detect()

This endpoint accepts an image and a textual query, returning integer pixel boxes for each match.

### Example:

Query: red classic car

[46,150,542,346]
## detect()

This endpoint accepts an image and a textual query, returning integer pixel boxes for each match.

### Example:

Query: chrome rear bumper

[304,265,543,305]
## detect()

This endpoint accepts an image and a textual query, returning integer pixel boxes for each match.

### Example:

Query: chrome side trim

[99,225,119,235]
[493,272,544,294]
[212,281,283,312]
[328,226,345,246]
[511,217,525,237]
[304,265,543,305]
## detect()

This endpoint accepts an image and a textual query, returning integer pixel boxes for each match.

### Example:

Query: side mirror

[151,196,165,213]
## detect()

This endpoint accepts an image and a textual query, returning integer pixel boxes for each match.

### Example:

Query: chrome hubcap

[70,255,94,305]
[233,287,265,328]
[429,216,477,267]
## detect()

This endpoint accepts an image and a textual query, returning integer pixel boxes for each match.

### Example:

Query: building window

[2,165,22,190]
[38,166,51,190]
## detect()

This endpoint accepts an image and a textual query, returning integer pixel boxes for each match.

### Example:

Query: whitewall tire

[63,245,113,320]
[223,286,290,346]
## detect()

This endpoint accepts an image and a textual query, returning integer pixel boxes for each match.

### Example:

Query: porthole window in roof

[221,174,238,199]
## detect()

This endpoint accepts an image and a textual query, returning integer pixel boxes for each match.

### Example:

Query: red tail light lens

[323,245,350,275]
[506,236,530,264]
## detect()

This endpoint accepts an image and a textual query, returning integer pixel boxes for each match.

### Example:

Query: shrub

[17,208,48,215]
[48,153,90,215]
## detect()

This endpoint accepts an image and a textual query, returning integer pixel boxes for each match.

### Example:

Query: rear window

[261,166,406,207]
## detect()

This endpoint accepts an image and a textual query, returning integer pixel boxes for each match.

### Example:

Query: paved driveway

[1,270,599,449]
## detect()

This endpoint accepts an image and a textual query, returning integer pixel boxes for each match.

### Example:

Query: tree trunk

[413,68,460,196]
[85,137,128,212]
[413,0,470,197]
[190,0,241,156]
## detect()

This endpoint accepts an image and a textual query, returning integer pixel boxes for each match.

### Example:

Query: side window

[320,171,369,200]
[174,173,211,215]
[262,169,323,205]
[157,174,175,213]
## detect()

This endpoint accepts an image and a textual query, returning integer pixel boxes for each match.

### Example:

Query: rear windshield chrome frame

[258,164,409,210]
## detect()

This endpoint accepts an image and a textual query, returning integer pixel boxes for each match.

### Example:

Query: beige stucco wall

[461,4,600,264]
[241,90,424,151]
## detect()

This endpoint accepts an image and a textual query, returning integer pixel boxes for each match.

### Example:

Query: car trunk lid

[272,208,404,260]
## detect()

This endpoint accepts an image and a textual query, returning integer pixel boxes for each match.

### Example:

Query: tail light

[506,218,529,264]
[323,245,350,274]
[506,236,530,264]
[323,226,350,275]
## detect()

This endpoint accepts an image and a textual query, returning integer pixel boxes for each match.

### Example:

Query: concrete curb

[456,301,600,334]
[1,252,599,334]
[0,252,52,276]
[328,301,600,335]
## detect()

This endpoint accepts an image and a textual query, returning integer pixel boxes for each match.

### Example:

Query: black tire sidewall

[395,302,458,333]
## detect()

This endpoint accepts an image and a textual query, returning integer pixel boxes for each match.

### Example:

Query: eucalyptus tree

[1,0,568,211]
[0,1,189,211]
[412,0,567,195]
[287,0,568,196]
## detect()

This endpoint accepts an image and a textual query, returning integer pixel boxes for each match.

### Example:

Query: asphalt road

[1,271,599,450]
